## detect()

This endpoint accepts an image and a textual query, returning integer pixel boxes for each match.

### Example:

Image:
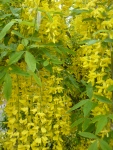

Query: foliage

[0,0,113,150]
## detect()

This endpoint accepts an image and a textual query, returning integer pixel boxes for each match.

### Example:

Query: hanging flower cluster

[3,63,71,150]
[1,0,113,149]
[20,0,70,44]
[69,0,113,148]
[0,0,74,149]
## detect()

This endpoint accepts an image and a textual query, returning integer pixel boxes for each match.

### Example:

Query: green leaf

[3,73,12,100]
[0,70,6,79]
[25,51,36,72]
[44,64,52,73]
[1,51,8,58]
[27,44,38,49]
[68,75,80,90]
[108,114,113,120]
[42,49,54,59]
[21,39,29,46]
[0,66,6,70]
[100,139,112,150]
[71,8,90,15]
[8,51,24,65]
[0,76,5,85]
[81,80,87,86]
[92,115,105,123]
[83,101,97,117]
[11,30,24,38]
[86,39,99,45]
[58,46,75,55]
[11,65,30,76]
[2,0,10,4]
[78,132,97,139]
[79,39,99,45]
[46,12,53,22]
[0,20,16,41]
[10,6,21,17]
[86,82,93,99]
[71,118,84,128]
[94,94,112,104]
[30,72,42,87]
[88,141,98,150]
[68,99,89,113]
[0,14,11,19]
[82,17,96,22]
[93,29,109,36]
[43,60,49,66]
[54,47,62,54]
[103,38,113,43]
[27,37,41,42]
[13,19,22,23]
[107,85,113,91]
[19,20,34,26]
[95,116,108,134]
[0,68,6,85]
[51,58,63,64]
[82,118,91,131]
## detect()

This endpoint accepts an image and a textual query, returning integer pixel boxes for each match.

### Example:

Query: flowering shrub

[3,64,71,150]
[0,0,113,150]
[68,0,113,149]
[0,0,73,149]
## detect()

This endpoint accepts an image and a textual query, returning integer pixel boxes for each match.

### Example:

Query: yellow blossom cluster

[70,0,113,112]
[0,0,75,149]
[2,0,113,149]
[69,0,113,148]
[20,0,69,43]
[3,62,71,150]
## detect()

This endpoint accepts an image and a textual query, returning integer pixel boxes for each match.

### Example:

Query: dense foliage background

[0,0,113,149]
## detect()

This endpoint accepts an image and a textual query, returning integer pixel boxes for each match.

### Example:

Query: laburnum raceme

[1,0,73,149]
[3,63,72,150]
[69,0,113,148]
[2,0,113,149]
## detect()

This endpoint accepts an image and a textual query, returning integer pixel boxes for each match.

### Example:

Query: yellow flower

[17,44,24,51]
[35,137,41,144]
